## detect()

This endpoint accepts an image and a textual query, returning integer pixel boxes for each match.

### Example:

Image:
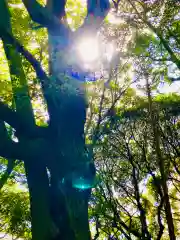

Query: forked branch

[22,0,69,35]
[0,100,48,138]
[76,0,110,35]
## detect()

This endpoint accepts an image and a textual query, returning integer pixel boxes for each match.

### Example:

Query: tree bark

[0,1,110,239]
[0,1,54,239]
[25,159,53,240]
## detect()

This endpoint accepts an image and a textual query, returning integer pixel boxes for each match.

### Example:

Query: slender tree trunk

[127,144,151,239]
[146,75,176,240]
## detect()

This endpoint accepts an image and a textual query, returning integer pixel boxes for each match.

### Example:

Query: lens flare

[72,176,93,190]
[77,38,99,63]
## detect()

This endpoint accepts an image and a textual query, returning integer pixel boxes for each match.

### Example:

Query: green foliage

[0,185,30,239]
[132,31,157,55]
[66,0,87,30]
[0,0,179,239]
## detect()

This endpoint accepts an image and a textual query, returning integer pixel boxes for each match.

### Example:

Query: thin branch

[126,143,151,239]
[0,29,50,91]
[92,85,106,145]
[156,197,165,240]
[127,0,180,70]
[142,55,171,62]
[169,76,180,82]
[93,217,100,240]
[167,28,180,46]
[99,185,141,238]
[92,79,137,144]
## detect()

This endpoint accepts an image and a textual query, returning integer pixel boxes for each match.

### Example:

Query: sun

[77,38,99,63]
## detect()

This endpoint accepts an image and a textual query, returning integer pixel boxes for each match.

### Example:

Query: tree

[0,0,180,239]
[111,0,180,80]
[0,0,110,239]
[89,89,180,239]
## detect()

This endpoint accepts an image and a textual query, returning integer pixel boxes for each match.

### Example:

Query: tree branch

[93,216,100,240]
[0,100,48,138]
[112,0,121,13]
[169,76,180,82]
[22,0,69,35]
[87,0,110,18]
[0,121,25,160]
[0,100,20,130]
[0,28,69,134]
[77,0,110,34]
[0,119,52,161]
[0,29,50,88]
[22,0,47,25]
[0,29,52,106]
[46,0,66,19]
[0,141,23,167]
[157,197,165,240]
[127,0,180,70]
[99,185,141,238]
[0,158,15,190]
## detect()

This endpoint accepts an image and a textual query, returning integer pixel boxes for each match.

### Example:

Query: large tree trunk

[25,159,53,240]
[0,0,110,239]
[45,1,96,239]
[47,30,92,240]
